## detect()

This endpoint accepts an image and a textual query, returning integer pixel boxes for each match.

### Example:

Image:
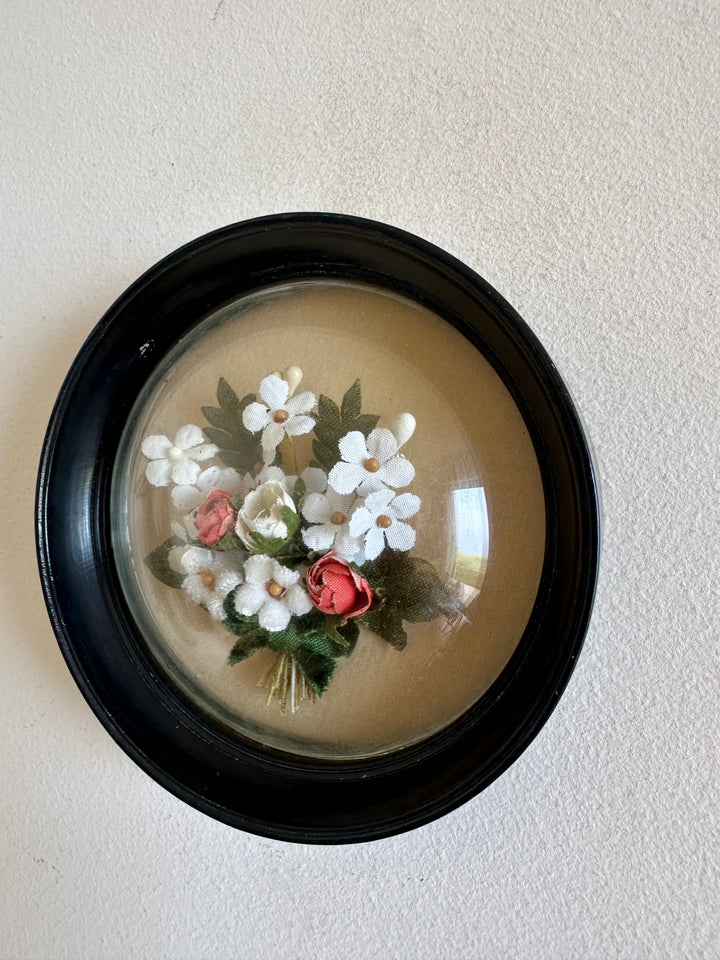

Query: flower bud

[283,365,303,397]
[390,412,416,449]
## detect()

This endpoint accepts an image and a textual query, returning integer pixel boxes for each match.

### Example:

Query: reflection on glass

[451,486,489,595]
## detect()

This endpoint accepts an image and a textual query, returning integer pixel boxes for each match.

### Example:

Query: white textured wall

[2,1,718,957]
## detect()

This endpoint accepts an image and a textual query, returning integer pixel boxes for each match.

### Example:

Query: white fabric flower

[180,547,244,621]
[242,375,316,463]
[349,489,421,560]
[258,464,327,497]
[235,479,297,547]
[141,425,217,487]
[233,555,312,632]
[171,465,254,513]
[328,427,415,496]
[301,489,363,560]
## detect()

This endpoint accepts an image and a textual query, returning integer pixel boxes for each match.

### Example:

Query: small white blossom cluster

[140,367,422,634]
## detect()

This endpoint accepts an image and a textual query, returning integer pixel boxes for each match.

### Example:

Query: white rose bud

[235,480,297,547]
[390,412,416,450]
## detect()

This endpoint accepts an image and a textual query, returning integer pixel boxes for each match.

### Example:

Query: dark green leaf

[352,413,380,437]
[201,405,238,433]
[292,477,306,503]
[336,616,360,653]
[221,604,353,697]
[341,379,362,423]
[313,420,337,449]
[217,377,241,411]
[217,450,249,471]
[144,536,185,589]
[312,438,338,472]
[227,632,267,664]
[203,425,240,449]
[318,394,342,430]
[363,550,458,622]
[359,603,407,650]
[293,647,338,696]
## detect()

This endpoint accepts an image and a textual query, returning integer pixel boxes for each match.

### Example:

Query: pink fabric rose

[194,489,237,547]
[306,552,373,618]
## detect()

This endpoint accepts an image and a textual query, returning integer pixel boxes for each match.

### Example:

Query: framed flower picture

[37,214,600,841]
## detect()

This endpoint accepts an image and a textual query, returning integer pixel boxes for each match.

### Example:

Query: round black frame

[36,213,600,843]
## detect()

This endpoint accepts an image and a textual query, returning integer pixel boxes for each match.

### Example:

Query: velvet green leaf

[359,603,408,650]
[292,647,338,696]
[362,550,457,623]
[144,536,185,589]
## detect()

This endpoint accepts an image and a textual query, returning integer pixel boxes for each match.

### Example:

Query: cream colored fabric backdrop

[2,1,717,957]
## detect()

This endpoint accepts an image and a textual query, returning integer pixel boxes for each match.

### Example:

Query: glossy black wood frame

[36,214,600,843]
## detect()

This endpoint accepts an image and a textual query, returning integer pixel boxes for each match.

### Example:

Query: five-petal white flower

[301,489,363,560]
[233,555,312,632]
[349,489,421,560]
[171,465,254,513]
[180,547,244,621]
[257,464,327,497]
[242,375,316,464]
[328,427,415,496]
[141,425,217,487]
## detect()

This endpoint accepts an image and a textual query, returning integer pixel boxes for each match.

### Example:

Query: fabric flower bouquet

[141,366,458,712]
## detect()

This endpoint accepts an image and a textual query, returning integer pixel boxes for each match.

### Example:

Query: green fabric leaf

[352,413,381,436]
[227,630,267,664]
[217,376,241,412]
[292,477,306,503]
[215,530,243,551]
[312,438,337,472]
[217,449,249,471]
[202,425,242,450]
[362,550,457,622]
[202,378,263,474]
[280,505,302,539]
[341,379,362,423]
[249,531,285,555]
[144,536,185,589]
[313,420,337,449]
[318,394,342,431]
[312,381,380,472]
[359,603,407,650]
[221,598,357,696]
[293,647,338,696]
[201,405,238,433]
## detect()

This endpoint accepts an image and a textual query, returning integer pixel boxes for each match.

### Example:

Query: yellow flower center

[376,515,392,529]
[266,580,284,598]
[200,569,216,590]
[364,457,380,473]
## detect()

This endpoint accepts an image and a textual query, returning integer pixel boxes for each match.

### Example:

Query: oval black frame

[36,213,600,843]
